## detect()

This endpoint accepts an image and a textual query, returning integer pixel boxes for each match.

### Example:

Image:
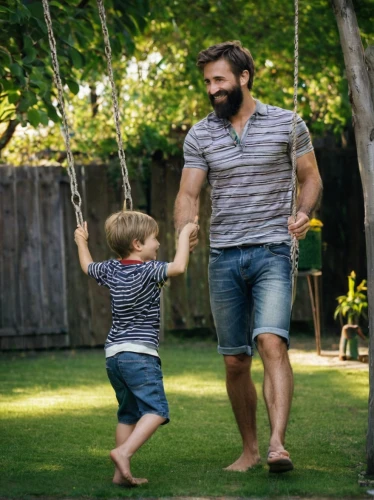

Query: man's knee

[224,354,252,378]
[256,333,288,360]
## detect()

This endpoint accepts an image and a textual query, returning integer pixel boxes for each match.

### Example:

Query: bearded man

[174,41,322,473]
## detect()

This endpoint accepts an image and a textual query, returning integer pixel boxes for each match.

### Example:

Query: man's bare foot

[110,448,143,486]
[224,453,261,472]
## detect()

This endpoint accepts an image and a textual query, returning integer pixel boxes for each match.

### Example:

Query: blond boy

[74,211,198,487]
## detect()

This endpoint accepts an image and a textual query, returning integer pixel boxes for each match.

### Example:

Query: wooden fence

[0,163,213,350]
[0,140,366,349]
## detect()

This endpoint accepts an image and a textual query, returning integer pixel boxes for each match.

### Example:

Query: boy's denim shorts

[106,351,169,425]
[208,243,292,357]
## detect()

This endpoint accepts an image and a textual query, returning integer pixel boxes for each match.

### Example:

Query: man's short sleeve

[183,128,208,171]
[88,261,113,288]
[289,115,314,158]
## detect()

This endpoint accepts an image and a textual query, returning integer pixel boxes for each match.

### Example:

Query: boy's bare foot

[112,477,148,487]
[113,469,148,487]
[224,453,261,472]
[110,448,146,487]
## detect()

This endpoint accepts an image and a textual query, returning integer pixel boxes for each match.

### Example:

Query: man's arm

[288,151,323,240]
[174,167,207,250]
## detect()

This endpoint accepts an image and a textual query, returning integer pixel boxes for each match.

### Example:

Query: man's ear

[240,70,250,87]
[132,239,143,251]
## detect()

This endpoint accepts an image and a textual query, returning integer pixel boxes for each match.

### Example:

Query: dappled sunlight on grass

[165,373,226,396]
[30,464,64,472]
[0,384,114,415]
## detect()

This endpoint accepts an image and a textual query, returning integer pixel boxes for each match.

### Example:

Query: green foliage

[334,271,368,325]
[0,0,149,134]
[2,0,374,166]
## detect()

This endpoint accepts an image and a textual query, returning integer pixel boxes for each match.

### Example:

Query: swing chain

[41,0,84,227]
[290,0,299,282]
[96,0,133,211]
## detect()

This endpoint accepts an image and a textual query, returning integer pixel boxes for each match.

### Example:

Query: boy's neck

[122,251,144,262]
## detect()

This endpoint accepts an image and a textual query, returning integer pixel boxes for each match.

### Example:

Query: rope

[290,0,299,296]
[41,0,84,227]
[96,0,133,211]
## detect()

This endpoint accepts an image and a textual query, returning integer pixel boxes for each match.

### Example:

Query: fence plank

[0,167,18,334]
[84,164,112,346]
[61,167,92,347]
[151,158,213,332]
[16,167,43,332]
[38,167,68,332]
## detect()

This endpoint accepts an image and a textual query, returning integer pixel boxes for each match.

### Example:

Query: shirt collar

[254,99,268,116]
[120,259,143,265]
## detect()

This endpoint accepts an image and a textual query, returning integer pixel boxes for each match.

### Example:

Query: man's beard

[209,84,243,119]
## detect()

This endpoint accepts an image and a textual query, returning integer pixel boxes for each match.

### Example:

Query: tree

[331,0,374,475]
[0,0,149,151]
[2,0,374,165]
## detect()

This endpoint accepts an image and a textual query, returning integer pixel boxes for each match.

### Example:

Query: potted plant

[334,271,368,360]
[298,218,323,270]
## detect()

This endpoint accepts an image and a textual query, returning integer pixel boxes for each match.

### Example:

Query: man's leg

[256,333,294,464]
[224,354,261,471]
[208,247,258,470]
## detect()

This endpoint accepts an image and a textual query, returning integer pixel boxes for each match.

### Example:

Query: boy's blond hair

[105,211,159,258]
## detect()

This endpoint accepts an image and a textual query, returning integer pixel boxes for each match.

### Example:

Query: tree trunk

[0,119,18,153]
[330,0,374,475]
[366,46,374,108]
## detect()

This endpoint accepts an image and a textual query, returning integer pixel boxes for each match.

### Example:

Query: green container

[298,229,322,270]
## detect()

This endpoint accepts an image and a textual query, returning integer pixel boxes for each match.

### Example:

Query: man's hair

[105,210,159,258]
[197,40,255,90]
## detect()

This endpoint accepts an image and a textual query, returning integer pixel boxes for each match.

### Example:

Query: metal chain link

[41,0,84,227]
[96,0,133,211]
[291,0,299,294]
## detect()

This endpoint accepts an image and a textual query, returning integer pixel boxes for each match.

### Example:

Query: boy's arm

[167,219,198,277]
[74,222,93,275]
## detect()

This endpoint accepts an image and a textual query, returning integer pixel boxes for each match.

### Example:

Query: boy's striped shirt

[88,259,168,355]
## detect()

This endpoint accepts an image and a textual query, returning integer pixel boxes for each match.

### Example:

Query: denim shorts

[208,244,292,357]
[106,351,169,425]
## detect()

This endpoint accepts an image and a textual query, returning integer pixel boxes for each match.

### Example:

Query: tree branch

[0,119,19,152]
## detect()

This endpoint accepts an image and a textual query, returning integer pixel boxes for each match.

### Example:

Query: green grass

[0,339,369,498]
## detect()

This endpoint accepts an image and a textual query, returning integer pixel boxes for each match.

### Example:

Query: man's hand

[288,212,310,240]
[74,221,89,245]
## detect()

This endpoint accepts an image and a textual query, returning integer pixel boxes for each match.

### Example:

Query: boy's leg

[110,414,166,485]
[111,352,169,486]
[112,423,135,485]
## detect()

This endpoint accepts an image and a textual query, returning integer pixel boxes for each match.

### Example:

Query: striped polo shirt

[88,259,168,356]
[183,99,314,248]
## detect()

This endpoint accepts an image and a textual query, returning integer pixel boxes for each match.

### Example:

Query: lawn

[0,338,370,498]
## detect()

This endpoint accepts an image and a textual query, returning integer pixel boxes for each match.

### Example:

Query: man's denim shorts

[208,243,292,357]
[106,351,169,425]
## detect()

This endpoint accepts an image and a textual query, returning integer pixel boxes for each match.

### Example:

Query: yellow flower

[310,218,323,230]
